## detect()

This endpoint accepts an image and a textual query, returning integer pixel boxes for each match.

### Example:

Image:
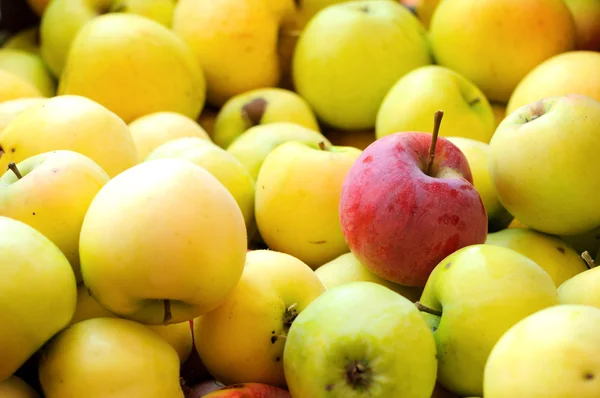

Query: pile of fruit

[1,0,599,397]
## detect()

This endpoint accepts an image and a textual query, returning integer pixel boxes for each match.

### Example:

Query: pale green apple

[0,216,77,382]
[40,0,177,77]
[284,281,438,397]
[0,376,40,398]
[295,0,395,28]
[0,97,48,133]
[558,265,600,306]
[560,225,600,257]
[58,13,206,124]
[145,137,256,235]
[377,66,496,143]
[2,27,40,56]
[0,49,55,97]
[445,137,512,231]
[256,141,362,268]
[0,150,110,283]
[212,87,320,148]
[226,122,330,180]
[293,0,432,130]
[489,94,600,236]
[315,252,423,302]
[483,305,600,398]
[417,244,558,396]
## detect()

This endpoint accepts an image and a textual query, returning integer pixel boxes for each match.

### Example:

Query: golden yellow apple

[491,103,506,129]
[0,69,43,102]
[0,49,55,97]
[563,0,600,51]
[0,97,47,133]
[0,376,40,398]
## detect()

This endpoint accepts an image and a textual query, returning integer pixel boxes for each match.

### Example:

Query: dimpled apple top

[339,131,488,287]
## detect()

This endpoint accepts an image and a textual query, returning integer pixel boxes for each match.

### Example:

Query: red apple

[202,383,290,398]
[339,111,488,286]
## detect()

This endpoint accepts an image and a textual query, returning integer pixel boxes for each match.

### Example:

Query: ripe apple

[58,13,206,124]
[417,244,558,396]
[129,111,211,161]
[194,250,326,387]
[560,226,600,257]
[445,137,513,231]
[39,318,184,398]
[339,112,488,287]
[256,141,362,268]
[315,252,423,302]
[295,0,395,28]
[145,137,256,235]
[0,150,110,283]
[212,87,320,149]
[0,95,138,178]
[486,228,588,287]
[185,380,224,398]
[172,0,296,106]
[488,94,600,236]
[557,262,600,306]
[506,51,600,114]
[226,122,330,180]
[0,69,43,102]
[0,97,47,133]
[0,375,40,398]
[79,158,247,325]
[483,305,600,398]
[40,0,177,77]
[563,0,600,51]
[0,216,77,382]
[284,281,438,397]
[376,65,496,143]
[429,0,576,103]
[3,27,40,56]
[411,0,441,29]
[293,0,432,130]
[202,383,291,398]
[0,49,56,97]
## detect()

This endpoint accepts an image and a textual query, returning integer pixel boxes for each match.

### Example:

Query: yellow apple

[324,128,375,150]
[145,137,256,234]
[79,158,247,325]
[0,216,77,382]
[412,0,441,29]
[483,305,600,398]
[172,0,296,106]
[2,27,40,56]
[558,263,600,309]
[429,0,576,103]
[58,13,206,123]
[0,95,138,178]
[560,225,600,257]
[256,141,362,268]
[194,250,326,387]
[212,87,320,149]
[38,318,184,398]
[226,122,330,180]
[563,0,600,51]
[315,252,423,302]
[0,69,43,102]
[129,111,210,161]
[293,0,432,130]
[0,150,110,283]
[295,0,395,28]
[0,376,40,398]
[0,97,47,133]
[506,51,600,114]
[0,49,55,97]
[491,103,506,129]
[377,66,496,143]
[445,137,513,231]
[486,228,588,287]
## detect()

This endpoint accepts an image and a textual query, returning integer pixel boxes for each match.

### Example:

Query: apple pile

[0,0,600,397]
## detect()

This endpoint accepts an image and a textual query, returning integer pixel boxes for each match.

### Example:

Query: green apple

[145,137,256,234]
[79,158,247,325]
[0,97,47,133]
[212,87,320,149]
[0,376,40,398]
[129,111,211,161]
[0,216,77,382]
[0,69,43,103]
[40,0,177,77]
[295,0,395,28]
[2,27,40,56]
[284,281,438,397]
[429,0,576,103]
[483,304,600,397]
[58,13,206,124]
[256,140,362,268]
[292,0,432,131]
[445,137,513,231]
[227,122,330,180]
[0,49,55,97]
[377,66,496,143]
[486,228,588,288]
[560,225,600,257]
[417,244,558,396]
[194,250,326,387]
[0,95,138,178]
[315,252,423,302]
[488,94,600,236]
[0,150,110,283]
[39,318,184,397]
[506,51,600,114]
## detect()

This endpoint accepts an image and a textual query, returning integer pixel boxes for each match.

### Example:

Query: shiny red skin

[202,383,291,398]
[339,131,488,286]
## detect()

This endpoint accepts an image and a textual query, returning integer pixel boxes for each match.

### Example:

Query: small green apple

[0,49,55,97]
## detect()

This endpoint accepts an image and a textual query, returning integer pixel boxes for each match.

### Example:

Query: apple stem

[415,301,442,317]
[282,303,299,333]
[7,162,22,179]
[582,251,597,269]
[425,110,444,176]
[163,300,172,325]
[318,141,328,151]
